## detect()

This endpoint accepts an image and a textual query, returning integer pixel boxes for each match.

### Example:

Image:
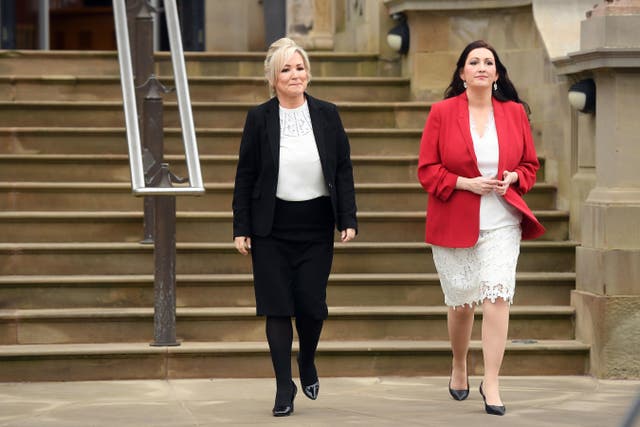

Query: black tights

[266,315,323,394]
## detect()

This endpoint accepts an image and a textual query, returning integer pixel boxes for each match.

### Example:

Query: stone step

[0,76,411,103]
[0,127,423,156]
[0,154,420,184]
[0,51,392,78]
[0,272,575,309]
[0,340,590,381]
[0,153,548,187]
[0,182,556,212]
[0,306,576,345]
[0,49,582,384]
[0,210,568,243]
[0,101,430,129]
[0,241,577,276]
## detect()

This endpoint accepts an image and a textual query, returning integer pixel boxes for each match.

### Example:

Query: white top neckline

[469,110,522,230]
[276,101,329,201]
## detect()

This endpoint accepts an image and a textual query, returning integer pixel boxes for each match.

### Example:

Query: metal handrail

[113,0,204,196]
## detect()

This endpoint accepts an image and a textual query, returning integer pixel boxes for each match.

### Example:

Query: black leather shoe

[479,381,506,416]
[298,355,319,400]
[272,382,297,417]
[302,380,319,400]
[448,378,469,401]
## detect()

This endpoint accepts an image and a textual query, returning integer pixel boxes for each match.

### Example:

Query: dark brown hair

[444,40,530,113]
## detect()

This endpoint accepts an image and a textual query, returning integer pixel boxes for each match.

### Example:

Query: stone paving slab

[0,376,638,427]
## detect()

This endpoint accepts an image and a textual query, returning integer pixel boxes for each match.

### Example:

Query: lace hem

[480,282,513,304]
[433,225,520,310]
[446,282,514,309]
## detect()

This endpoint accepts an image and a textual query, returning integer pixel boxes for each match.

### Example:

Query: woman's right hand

[234,236,252,255]
[456,176,501,195]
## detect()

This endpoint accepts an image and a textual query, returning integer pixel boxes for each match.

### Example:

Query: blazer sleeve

[333,106,358,232]
[417,103,459,202]
[512,104,539,196]
[232,108,259,238]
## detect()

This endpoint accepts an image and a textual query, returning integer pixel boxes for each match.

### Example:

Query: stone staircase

[0,50,588,381]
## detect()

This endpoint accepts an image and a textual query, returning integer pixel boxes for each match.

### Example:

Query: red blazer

[417,92,545,248]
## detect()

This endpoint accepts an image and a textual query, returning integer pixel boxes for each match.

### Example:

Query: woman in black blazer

[232,37,357,417]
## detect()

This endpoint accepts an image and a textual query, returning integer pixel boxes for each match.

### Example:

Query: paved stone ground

[0,376,638,426]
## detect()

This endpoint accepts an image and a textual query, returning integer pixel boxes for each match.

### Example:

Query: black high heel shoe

[272,382,297,417]
[479,381,506,416]
[448,377,469,401]
[298,355,319,400]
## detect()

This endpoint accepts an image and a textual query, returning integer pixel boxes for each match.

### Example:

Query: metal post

[135,6,155,109]
[151,166,179,346]
[150,0,160,51]
[121,0,179,345]
[143,83,165,166]
[141,74,177,346]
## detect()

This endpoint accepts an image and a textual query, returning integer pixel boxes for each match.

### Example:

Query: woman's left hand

[341,228,356,243]
[495,170,519,196]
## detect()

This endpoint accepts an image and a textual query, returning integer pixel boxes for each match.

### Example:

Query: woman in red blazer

[418,40,544,416]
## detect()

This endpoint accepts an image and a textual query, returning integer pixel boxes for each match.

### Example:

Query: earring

[463,81,467,89]
[493,82,498,91]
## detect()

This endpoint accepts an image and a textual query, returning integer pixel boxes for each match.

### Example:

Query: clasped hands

[458,170,518,196]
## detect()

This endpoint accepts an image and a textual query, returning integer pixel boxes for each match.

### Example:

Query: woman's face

[275,51,308,101]
[459,47,498,90]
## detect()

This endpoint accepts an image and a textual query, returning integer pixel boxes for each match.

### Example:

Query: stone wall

[205,0,265,51]
[551,0,640,378]
[203,0,395,54]
[333,0,396,56]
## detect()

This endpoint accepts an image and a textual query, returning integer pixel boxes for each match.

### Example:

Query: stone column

[555,0,640,378]
[286,0,335,50]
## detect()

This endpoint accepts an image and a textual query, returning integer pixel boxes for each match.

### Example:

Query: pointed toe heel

[479,381,506,416]
[484,403,506,416]
[448,379,469,401]
[272,382,297,417]
[298,355,320,400]
[302,381,319,400]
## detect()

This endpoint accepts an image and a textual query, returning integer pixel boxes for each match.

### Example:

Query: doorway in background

[0,0,204,51]
[50,0,114,50]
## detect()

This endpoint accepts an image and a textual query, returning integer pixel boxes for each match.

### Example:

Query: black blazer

[232,94,358,238]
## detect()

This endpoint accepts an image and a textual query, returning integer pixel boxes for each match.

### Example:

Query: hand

[234,236,251,255]
[495,170,518,196]
[458,176,501,195]
[341,228,356,243]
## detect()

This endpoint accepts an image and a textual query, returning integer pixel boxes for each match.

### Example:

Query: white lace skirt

[432,225,521,308]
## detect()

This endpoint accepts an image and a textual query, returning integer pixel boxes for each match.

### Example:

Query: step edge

[0,305,575,320]
[0,271,575,285]
[0,241,580,251]
[0,339,590,357]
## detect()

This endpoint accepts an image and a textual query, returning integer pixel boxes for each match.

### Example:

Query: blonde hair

[264,37,312,97]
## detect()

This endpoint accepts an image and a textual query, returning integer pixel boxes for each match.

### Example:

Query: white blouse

[470,110,522,230]
[276,101,329,201]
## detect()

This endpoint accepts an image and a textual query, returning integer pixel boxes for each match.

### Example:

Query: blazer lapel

[306,94,327,165]
[265,97,280,169]
[492,97,507,173]
[456,92,478,165]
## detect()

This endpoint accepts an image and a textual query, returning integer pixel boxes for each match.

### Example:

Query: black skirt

[250,196,335,319]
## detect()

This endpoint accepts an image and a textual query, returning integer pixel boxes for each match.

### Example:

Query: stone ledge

[385,0,531,14]
[553,47,640,74]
